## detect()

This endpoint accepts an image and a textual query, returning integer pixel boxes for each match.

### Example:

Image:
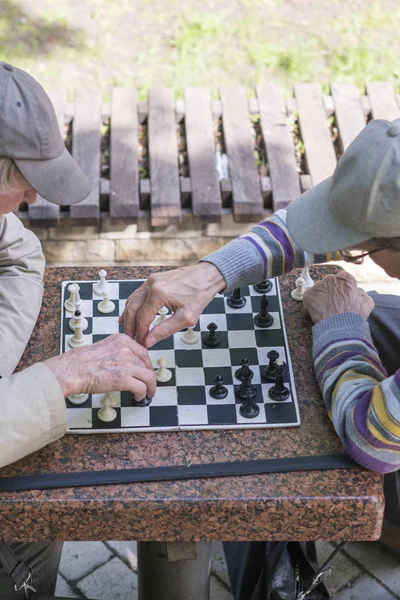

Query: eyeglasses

[341,244,392,265]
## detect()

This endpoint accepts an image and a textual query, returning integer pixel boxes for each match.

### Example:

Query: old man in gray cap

[0,63,156,596]
[121,116,400,596]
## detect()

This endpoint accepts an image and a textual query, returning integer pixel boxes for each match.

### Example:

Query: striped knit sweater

[202,210,398,473]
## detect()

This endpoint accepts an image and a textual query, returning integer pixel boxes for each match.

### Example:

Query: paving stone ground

[56,259,400,600]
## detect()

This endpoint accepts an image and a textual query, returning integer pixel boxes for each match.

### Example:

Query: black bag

[224,540,344,600]
[0,542,97,600]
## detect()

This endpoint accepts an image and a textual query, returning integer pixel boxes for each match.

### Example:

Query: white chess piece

[65,283,80,312]
[97,290,116,314]
[69,294,88,331]
[181,326,199,345]
[93,269,109,297]
[291,277,305,302]
[300,266,314,290]
[155,358,172,383]
[67,393,89,405]
[97,395,117,422]
[68,311,88,347]
[154,306,169,326]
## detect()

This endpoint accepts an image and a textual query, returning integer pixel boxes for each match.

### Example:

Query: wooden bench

[22,82,400,229]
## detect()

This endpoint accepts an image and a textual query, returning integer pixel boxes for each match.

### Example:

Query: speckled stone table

[0,266,384,542]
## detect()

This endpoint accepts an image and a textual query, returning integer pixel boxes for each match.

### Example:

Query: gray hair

[0,157,27,195]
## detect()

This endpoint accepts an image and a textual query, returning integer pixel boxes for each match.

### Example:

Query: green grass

[0,0,399,97]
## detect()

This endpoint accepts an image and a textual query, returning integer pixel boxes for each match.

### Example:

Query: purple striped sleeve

[258,221,295,272]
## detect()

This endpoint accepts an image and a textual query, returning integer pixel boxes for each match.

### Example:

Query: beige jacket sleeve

[0,213,66,469]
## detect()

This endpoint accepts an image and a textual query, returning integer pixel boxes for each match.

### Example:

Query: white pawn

[65,283,80,313]
[291,277,305,302]
[69,294,88,331]
[154,306,169,326]
[97,395,117,423]
[155,358,172,383]
[181,326,199,345]
[68,311,88,347]
[300,265,314,290]
[67,392,89,405]
[97,290,116,314]
[93,269,109,297]
[102,391,119,407]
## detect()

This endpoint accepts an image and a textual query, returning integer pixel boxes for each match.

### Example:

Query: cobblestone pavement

[55,540,400,599]
[56,259,400,600]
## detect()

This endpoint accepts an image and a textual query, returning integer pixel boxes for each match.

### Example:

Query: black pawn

[235,357,254,382]
[209,374,228,400]
[254,294,274,329]
[263,350,280,382]
[236,372,257,401]
[254,279,273,294]
[254,295,274,328]
[203,322,221,347]
[239,388,260,419]
[227,287,246,309]
[132,396,153,407]
[268,361,290,402]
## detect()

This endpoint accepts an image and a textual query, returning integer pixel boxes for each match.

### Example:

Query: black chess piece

[268,360,290,401]
[236,372,257,401]
[254,279,273,294]
[263,350,280,382]
[239,388,260,418]
[209,374,228,400]
[235,357,254,382]
[74,309,81,318]
[132,396,153,407]
[254,295,274,328]
[203,322,221,347]
[227,287,246,309]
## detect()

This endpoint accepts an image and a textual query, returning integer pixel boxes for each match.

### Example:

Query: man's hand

[303,271,375,324]
[44,334,156,400]
[119,262,226,347]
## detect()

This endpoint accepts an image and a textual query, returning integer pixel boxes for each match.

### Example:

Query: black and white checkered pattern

[61,278,300,433]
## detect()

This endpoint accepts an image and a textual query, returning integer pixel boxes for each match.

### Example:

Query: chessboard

[60,277,300,433]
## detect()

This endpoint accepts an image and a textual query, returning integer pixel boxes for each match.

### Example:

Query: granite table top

[0,266,384,542]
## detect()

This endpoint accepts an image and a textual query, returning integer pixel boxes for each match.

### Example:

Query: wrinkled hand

[119,262,225,347]
[303,271,375,324]
[44,334,156,400]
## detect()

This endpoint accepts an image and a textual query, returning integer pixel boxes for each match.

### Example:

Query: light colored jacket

[0,213,66,469]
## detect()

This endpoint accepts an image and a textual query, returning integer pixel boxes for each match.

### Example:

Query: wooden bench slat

[148,88,181,227]
[295,83,337,185]
[69,90,101,222]
[366,82,400,121]
[28,89,64,225]
[257,84,301,211]
[220,86,263,222]
[185,87,222,222]
[110,88,139,220]
[331,82,365,151]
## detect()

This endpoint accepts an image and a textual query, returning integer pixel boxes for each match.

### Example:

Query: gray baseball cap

[286,117,400,253]
[0,62,91,205]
